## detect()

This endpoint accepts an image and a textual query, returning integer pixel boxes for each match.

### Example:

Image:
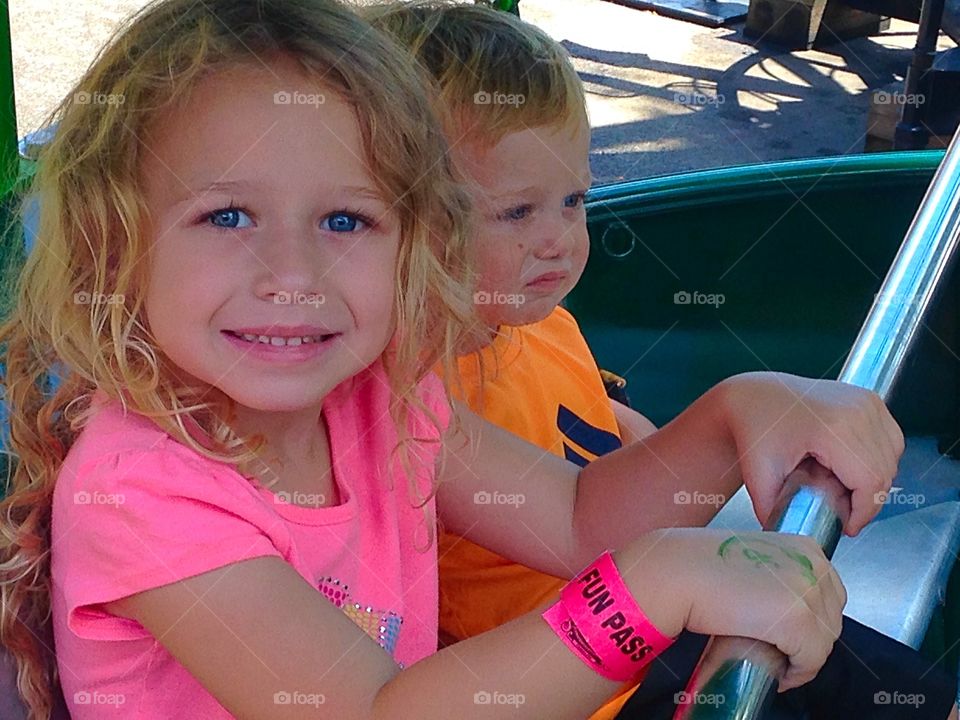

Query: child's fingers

[846,480,883,536]
[772,604,833,692]
[820,423,892,534]
[816,565,845,641]
[777,592,839,691]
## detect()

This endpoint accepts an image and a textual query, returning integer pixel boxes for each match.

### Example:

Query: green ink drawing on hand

[778,545,817,586]
[718,535,817,586]
[717,535,741,558]
[742,547,780,570]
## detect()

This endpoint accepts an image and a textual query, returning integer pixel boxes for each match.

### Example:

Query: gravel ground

[9,0,957,183]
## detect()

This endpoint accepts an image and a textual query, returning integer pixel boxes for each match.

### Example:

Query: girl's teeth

[235,332,327,346]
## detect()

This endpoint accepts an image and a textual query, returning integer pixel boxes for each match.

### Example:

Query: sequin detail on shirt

[318,576,403,661]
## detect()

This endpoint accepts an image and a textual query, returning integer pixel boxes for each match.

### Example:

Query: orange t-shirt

[441,306,636,720]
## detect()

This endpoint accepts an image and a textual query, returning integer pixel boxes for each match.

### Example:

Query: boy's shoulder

[535,305,582,334]
[521,306,593,360]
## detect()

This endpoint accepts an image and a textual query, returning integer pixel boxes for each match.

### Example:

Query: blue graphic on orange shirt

[557,404,622,468]
[318,576,403,660]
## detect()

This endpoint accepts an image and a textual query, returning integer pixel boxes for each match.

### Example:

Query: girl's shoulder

[54,392,256,512]
[66,393,208,467]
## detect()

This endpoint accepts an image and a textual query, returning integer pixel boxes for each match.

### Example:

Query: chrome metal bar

[673,131,960,719]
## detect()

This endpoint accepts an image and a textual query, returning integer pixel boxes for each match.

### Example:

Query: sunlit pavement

[10,0,958,183]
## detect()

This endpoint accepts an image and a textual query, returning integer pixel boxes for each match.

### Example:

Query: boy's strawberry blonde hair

[364,0,589,147]
[0,0,475,715]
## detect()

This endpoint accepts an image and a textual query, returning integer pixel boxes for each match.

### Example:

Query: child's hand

[717,372,904,536]
[618,528,846,692]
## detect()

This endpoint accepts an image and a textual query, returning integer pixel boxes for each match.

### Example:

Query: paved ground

[9,0,958,184]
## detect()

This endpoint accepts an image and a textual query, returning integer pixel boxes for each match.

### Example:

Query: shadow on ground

[567,30,922,181]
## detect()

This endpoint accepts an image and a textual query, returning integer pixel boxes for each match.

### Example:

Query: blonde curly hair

[0,0,476,716]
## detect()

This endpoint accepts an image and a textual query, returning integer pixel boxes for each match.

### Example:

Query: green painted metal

[573,149,960,673]
[572,150,953,438]
[0,2,16,195]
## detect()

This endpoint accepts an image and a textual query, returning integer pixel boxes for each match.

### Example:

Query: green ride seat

[570,150,960,661]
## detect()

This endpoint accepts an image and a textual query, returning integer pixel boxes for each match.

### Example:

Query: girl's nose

[253,230,323,302]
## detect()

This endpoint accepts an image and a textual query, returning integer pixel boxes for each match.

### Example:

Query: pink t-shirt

[51,362,449,719]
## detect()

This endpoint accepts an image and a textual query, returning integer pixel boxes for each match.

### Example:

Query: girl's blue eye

[208,208,253,229]
[564,192,586,208]
[322,212,372,233]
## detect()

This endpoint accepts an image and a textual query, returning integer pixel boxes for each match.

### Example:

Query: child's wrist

[700,376,746,461]
[544,545,678,682]
[612,532,687,639]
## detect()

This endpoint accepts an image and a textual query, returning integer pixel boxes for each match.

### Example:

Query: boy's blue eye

[322,212,365,233]
[500,204,532,222]
[564,192,586,208]
[208,207,253,229]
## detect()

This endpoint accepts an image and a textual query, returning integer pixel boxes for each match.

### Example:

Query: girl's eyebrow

[341,185,389,205]
[172,179,257,207]
[168,181,387,208]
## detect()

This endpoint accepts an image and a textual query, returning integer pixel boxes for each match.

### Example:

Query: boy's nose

[532,227,576,260]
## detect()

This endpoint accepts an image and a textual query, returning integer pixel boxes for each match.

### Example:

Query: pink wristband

[542,551,674,682]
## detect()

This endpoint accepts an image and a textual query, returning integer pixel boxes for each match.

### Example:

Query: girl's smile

[221,326,342,364]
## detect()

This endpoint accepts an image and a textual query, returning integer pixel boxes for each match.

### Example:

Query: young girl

[0,1,903,718]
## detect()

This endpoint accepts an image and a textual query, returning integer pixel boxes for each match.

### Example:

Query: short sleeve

[52,444,284,641]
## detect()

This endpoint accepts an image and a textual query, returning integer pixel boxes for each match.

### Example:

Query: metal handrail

[673,125,960,719]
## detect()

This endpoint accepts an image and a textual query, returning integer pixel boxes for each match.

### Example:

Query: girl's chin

[215,379,340,415]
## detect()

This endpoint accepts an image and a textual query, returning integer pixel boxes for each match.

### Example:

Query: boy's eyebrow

[490,175,595,201]
[489,185,540,201]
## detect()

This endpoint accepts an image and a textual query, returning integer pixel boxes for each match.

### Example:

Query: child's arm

[438,372,902,575]
[105,528,843,718]
[609,398,657,444]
